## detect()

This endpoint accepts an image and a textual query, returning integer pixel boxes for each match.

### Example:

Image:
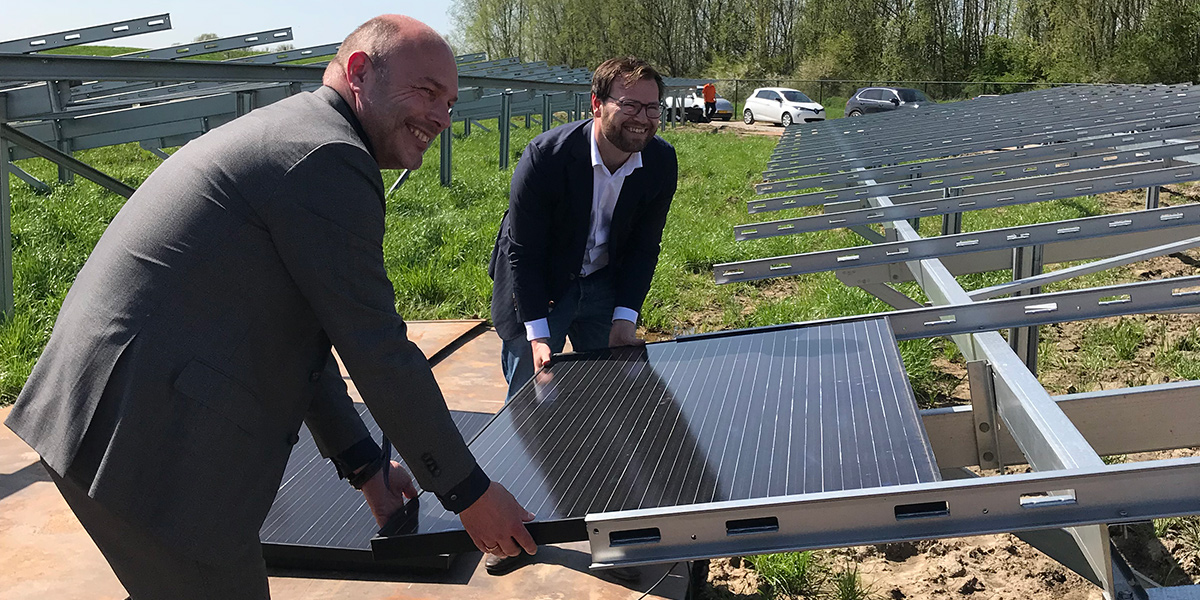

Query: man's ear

[590,93,603,117]
[344,51,372,95]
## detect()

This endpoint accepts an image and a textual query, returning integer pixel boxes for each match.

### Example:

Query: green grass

[750,551,828,598]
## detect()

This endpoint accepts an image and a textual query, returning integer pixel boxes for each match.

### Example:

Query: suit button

[548,301,555,308]
[286,433,300,446]
[568,273,576,280]
[309,371,321,382]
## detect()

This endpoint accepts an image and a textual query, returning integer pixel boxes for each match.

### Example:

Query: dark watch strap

[348,455,385,489]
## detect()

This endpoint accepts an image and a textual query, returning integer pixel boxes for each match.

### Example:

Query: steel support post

[439,126,451,187]
[966,361,1002,470]
[1147,186,1160,210]
[45,80,73,184]
[542,94,552,133]
[525,113,531,128]
[463,118,470,137]
[0,95,12,319]
[1010,244,1044,375]
[941,187,963,236]
[499,91,512,170]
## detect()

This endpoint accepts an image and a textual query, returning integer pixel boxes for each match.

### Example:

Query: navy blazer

[490,120,678,341]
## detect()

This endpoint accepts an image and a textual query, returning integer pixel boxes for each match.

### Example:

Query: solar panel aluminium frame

[586,456,1200,568]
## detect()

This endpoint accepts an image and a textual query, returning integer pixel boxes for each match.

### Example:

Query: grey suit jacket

[5,87,484,560]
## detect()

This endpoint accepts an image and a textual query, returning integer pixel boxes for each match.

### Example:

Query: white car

[743,87,825,126]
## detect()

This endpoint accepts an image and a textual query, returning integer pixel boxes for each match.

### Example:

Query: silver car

[743,87,825,126]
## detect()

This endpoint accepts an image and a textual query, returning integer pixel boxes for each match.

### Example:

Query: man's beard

[602,118,654,153]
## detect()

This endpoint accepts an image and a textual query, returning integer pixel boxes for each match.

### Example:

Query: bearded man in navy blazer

[490,57,678,409]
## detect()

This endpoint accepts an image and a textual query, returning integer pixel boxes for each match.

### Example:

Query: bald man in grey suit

[5,15,535,598]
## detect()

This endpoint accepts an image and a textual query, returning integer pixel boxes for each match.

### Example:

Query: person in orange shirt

[702,82,717,120]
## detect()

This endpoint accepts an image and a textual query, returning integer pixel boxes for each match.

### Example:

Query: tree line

[448,0,1199,95]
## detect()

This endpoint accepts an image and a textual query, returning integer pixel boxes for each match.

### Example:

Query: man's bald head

[323,15,452,89]
[323,15,458,170]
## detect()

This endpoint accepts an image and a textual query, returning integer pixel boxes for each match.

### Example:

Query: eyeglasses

[608,97,663,119]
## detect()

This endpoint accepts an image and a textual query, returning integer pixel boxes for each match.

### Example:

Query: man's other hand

[361,461,420,527]
[459,481,537,557]
[530,338,552,371]
[609,319,644,347]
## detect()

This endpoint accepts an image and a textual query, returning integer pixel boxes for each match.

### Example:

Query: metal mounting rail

[587,457,1200,568]
[227,43,341,64]
[755,125,1200,194]
[762,113,1200,181]
[119,28,293,59]
[737,162,1200,240]
[0,14,171,54]
[770,91,1200,158]
[749,140,1200,214]
[691,275,1200,342]
[715,204,1200,283]
[766,99,1200,166]
[0,54,325,83]
[770,86,1194,152]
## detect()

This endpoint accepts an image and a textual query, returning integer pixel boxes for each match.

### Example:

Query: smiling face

[346,35,457,170]
[593,76,659,154]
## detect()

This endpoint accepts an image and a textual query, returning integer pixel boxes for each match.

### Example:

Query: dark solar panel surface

[260,405,493,552]
[376,318,939,557]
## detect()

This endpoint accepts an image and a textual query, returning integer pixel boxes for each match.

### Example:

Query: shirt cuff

[524,318,550,341]
[330,436,382,480]
[612,306,639,324]
[435,463,492,513]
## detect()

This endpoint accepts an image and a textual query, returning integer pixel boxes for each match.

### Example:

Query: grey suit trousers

[44,461,270,600]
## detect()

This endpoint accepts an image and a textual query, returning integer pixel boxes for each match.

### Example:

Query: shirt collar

[589,123,643,177]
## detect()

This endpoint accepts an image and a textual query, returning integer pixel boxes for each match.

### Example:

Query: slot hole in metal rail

[836,254,860,263]
[1025,302,1058,315]
[1020,490,1077,509]
[769,263,792,271]
[721,269,744,277]
[609,527,661,546]
[956,239,980,247]
[1057,226,1081,234]
[1109,219,1132,228]
[1173,286,1200,297]
[895,501,950,520]
[923,316,957,327]
[886,248,910,256]
[1161,213,1184,221]
[1099,294,1131,305]
[726,517,779,536]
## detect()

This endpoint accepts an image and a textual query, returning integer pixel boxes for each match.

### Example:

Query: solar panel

[373,317,939,559]
[260,404,494,570]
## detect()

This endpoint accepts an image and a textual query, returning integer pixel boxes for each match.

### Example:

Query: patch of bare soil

[676,119,786,138]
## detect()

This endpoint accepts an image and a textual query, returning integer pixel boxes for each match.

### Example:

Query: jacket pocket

[173,359,263,436]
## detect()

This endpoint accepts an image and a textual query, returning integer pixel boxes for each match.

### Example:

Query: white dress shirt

[524,129,643,341]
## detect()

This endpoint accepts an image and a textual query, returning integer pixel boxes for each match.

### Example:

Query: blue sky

[0,1,457,52]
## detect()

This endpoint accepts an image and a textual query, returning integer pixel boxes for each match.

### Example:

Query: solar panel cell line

[373,318,940,560]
